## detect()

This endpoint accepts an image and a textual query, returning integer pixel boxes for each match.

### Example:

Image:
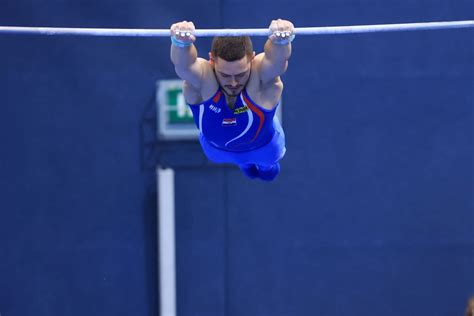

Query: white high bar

[0,20,472,37]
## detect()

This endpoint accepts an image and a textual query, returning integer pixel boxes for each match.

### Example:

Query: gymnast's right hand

[170,21,196,47]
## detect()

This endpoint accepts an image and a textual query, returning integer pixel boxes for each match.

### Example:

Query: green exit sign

[156,80,199,140]
[166,87,194,124]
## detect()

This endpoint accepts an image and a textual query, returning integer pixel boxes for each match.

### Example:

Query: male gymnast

[170,19,294,181]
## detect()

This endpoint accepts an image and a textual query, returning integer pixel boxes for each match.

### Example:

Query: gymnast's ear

[208,52,215,65]
[250,51,256,61]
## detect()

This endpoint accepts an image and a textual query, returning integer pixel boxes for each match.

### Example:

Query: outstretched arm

[258,19,295,85]
[170,21,207,89]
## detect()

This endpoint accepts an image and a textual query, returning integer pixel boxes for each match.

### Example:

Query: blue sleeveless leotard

[187,87,286,179]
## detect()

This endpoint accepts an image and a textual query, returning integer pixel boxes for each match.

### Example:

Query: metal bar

[0,21,472,37]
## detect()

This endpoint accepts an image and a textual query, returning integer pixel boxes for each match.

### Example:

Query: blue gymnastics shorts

[199,116,286,168]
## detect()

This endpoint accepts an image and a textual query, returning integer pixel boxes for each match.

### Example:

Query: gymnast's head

[209,36,256,96]
[466,296,474,316]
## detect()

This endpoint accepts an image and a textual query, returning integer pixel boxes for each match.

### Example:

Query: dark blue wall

[1,1,473,316]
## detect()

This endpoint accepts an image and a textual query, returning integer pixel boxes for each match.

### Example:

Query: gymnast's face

[210,54,254,97]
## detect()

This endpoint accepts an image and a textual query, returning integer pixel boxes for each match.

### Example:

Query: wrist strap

[171,36,192,48]
[271,33,296,45]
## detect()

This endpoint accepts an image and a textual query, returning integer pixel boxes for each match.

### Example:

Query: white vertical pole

[157,167,176,316]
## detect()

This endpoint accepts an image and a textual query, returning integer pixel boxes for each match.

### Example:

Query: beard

[225,86,243,96]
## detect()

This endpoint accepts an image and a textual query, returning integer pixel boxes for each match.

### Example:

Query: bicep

[256,53,288,85]
[174,57,210,89]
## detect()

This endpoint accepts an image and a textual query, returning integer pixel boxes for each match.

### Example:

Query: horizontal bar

[0,21,472,37]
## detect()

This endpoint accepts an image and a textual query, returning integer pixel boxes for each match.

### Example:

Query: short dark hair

[211,36,253,62]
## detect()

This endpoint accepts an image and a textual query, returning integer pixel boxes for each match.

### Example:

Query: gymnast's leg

[239,117,286,181]
[239,164,260,179]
